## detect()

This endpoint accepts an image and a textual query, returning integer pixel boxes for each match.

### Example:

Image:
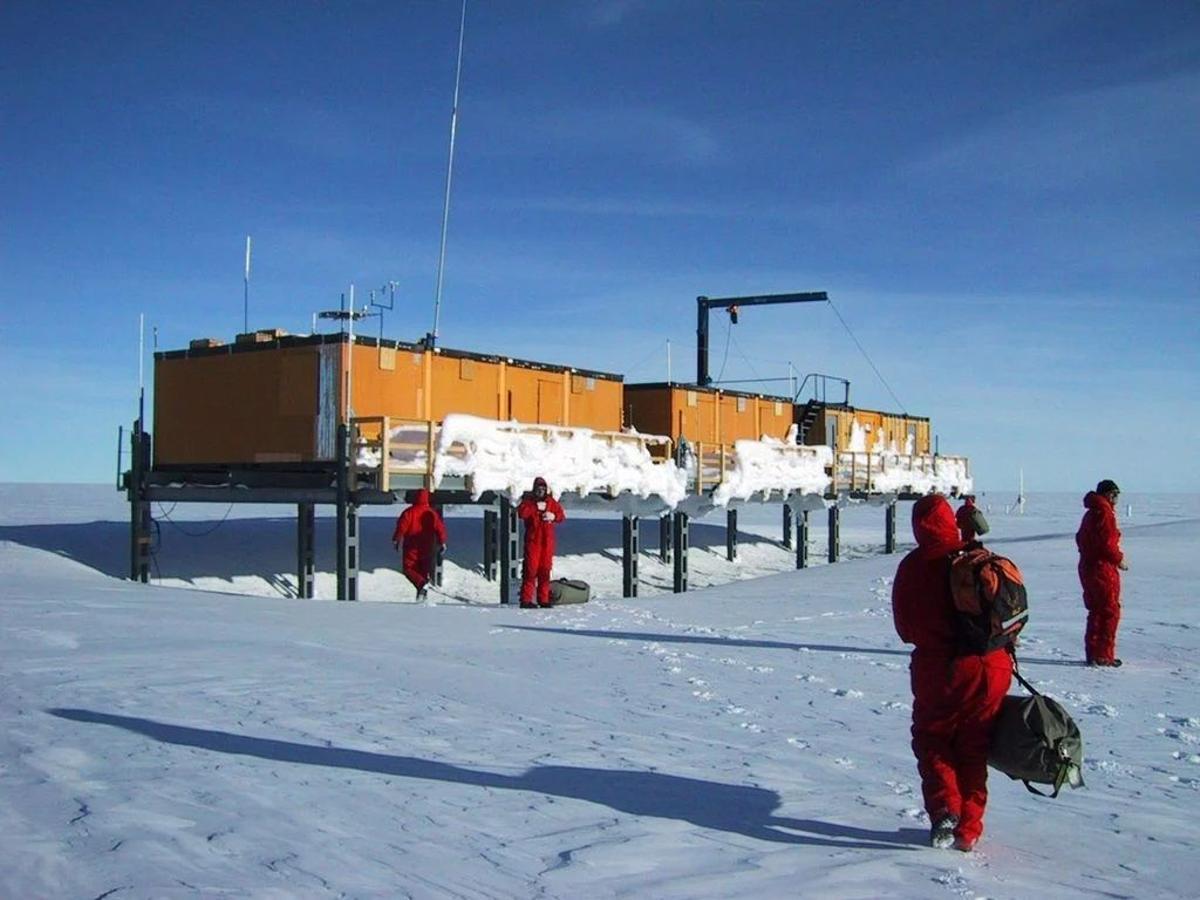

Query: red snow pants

[910,649,1012,845]
[402,545,433,590]
[521,544,553,605]
[1080,560,1121,663]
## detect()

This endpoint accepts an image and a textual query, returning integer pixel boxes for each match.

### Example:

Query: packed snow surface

[2,485,1198,898]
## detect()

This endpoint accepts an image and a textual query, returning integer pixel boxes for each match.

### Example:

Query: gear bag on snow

[548,578,590,605]
[988,656,1085,798]
[949,547,1028,654]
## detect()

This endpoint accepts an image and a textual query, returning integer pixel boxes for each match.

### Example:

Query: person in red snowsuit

[892,494,1012,852]
[391,489,447,600]
[517,476,566,608]
[955,494,990,543]
[1076,479,1126,667]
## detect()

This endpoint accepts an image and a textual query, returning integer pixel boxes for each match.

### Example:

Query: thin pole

[667,339,672,384]
[137,313,145,427]
[243,235,252,334]
[431,0,468,348]
[346,284,355,424]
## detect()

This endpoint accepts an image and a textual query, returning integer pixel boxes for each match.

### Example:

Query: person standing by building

[1076,479,1127,667]
[517,476,565,608]
[392,488,447,601]
[892,494,1012,853]
[955,494,990,543]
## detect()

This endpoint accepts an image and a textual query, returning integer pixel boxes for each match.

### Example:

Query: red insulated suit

[391,489,447,591]
[892,495,1012,847]
[517,477,566,605]
[1076,491,1124,663]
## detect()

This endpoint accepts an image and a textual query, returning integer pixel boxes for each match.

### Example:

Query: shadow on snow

[48,707,921,851]
[498,625,1087,668]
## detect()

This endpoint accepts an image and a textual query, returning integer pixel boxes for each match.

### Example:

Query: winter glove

[542,511,555,522]
[1118,559,1129,571]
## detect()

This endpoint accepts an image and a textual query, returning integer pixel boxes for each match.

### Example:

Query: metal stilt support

[885,501,897,555]
[782,503,793,549]
[297,501,315,599]
[483,509,499,581]
[499,497,519,604]
[335,423,358,601]
[726,508,738,561]
[622,514,639,598]
[659,514,671,563]
[672,511,689,593]
[128,423,151,583]
[432,503,445,587]
[796,509,809,569]
[828,504,840,564]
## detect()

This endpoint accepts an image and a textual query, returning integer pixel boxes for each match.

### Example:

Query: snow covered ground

[2,484,1199,898]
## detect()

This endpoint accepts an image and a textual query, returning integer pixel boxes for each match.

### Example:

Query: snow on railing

[710,438,832,505]
[832,451,972,496]
[352,414,971,506]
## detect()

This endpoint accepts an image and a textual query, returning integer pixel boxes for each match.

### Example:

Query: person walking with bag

[517,476,565,608]
[892,494,1012,853]
[1076,479,1127,667]
[955,494,990,543]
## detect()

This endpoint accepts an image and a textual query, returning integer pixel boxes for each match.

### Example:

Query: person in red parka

[517,476,566,608]
[892,494,1013,853]
[955,494,990,543]
[391,489,447,601]
[1076,479,1127,667]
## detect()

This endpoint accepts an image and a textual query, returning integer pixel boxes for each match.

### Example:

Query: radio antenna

[430,0,467,349]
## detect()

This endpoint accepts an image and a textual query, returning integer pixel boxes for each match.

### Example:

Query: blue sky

[2,1,1197,491]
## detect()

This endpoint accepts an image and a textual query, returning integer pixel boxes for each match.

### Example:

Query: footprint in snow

[786,737,811,750]
[1086,703,1118,718]
[795,674,825,683]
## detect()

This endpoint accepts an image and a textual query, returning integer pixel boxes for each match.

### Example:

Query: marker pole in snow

[828,505,840,563]
[885,501,897,554]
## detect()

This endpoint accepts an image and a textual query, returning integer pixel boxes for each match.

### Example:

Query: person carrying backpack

[391,489,448,601]
[955,494,990,543]
[892,494,1013,852]
[1076,479,1127,667]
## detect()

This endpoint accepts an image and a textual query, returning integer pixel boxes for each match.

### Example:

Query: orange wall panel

[154,345,321,465]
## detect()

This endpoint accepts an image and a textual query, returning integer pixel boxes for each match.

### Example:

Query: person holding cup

[517,476,566,608]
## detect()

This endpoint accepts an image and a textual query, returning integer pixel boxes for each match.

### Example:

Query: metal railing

[831,450,971,493]
[793,372,850,405]
[350,416,675,493]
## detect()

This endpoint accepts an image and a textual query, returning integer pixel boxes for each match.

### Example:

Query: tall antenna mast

[243,235,252,334]
[430,0,467,349]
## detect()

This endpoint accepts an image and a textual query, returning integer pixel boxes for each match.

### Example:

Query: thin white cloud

[902,71,1200,192]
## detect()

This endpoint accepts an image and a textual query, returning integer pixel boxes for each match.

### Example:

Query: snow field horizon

[1,486,1199,897]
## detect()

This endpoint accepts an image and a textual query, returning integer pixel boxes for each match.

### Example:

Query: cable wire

[827,299,907,414]
[714,316,733,384]
[155,502,235,537]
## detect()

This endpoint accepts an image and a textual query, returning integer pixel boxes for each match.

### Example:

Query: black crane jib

[696,292,828,386]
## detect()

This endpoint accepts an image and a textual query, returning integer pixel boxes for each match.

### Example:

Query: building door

[537,379,563,426]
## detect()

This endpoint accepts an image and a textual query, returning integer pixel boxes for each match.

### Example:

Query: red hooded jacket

[893,494,966,655]
[392,489,447,555]
[517,476,566,561]
[1076,492,1123,568]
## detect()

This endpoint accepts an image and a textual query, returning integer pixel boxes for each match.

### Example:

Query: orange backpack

[949,548,1029,654]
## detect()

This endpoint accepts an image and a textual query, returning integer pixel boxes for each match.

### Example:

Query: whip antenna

[430,0,467,349]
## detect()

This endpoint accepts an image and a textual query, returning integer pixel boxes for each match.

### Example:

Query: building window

[686,390,698,408]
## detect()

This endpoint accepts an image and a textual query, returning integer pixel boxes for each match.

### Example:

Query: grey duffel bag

[549,578,591,605]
